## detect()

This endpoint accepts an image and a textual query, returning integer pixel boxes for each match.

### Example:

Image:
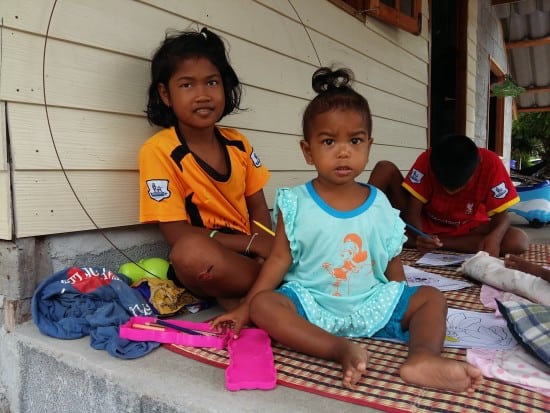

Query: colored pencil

[405,223,431,239]
[154,319,204,336]
[253,220,275,237]
[132,323,164,331]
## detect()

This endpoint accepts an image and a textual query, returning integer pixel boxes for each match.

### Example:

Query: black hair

[429,134,480,190]
[146,27,242,127]
[302,67,372,141]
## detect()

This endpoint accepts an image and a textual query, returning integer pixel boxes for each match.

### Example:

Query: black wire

[287,0,322,67]
[39,1,324,278]
[41,0,159,278]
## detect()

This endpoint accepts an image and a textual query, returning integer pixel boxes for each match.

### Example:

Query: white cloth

[467,346,550,396]
[458,251,550,305]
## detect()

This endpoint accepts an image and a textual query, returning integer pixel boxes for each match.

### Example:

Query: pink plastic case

[225,328,277,391]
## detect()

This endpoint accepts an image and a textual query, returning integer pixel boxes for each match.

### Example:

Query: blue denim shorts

[277,284,418,343]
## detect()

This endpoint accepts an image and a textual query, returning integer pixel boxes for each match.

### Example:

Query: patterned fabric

[273,182,406,337]
[459,251,550,305]
[496,300,550,365]
[165,244,550,412]
[402,148,520,236]
[139,126,269,234]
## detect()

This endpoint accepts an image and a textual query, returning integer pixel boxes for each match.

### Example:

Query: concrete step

[2,308,376,413]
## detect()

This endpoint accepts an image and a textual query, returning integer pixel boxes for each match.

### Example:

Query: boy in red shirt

[370,134,528,257]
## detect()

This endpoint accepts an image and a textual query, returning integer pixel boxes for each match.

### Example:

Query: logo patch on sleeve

[409,168,424,184]
[146,179,170,201]
[491,182,509,199]
[250,150,262,167]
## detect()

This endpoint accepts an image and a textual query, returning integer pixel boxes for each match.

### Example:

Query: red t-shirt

[402,148,519,236]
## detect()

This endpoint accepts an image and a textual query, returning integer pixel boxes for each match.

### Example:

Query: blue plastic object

[508,180,550,227]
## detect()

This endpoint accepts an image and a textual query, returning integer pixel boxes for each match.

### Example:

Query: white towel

[458,251,550,305]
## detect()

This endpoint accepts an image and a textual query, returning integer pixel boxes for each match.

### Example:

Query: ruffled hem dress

[274,181,407,338]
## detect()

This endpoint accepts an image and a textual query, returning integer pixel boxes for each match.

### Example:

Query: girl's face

[158,56,225,135]
[300,109,373,186]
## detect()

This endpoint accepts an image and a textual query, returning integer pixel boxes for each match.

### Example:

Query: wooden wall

[0,0,430,238]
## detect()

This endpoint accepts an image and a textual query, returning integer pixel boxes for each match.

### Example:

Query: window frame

[329,0,422,35]
[368,0,422,35]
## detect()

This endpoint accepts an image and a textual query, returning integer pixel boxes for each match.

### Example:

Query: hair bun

[200,27,226,54]
[311,67,353,94]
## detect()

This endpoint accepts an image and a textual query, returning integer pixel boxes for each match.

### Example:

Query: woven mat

[165,245,550,412]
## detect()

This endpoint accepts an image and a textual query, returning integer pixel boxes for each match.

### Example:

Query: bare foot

[400,352,482,393]
[337,340,368,389]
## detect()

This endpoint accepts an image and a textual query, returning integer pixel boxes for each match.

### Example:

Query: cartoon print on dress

[322,233,369,296]
[491,182,509,199]
[146,179,170,202]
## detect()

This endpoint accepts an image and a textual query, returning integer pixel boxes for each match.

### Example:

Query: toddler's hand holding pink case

[225,328,277,391]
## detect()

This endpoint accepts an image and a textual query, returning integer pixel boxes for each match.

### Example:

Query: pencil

[405,223,431,239]
[154,319,204,336]
[253,220,275,237]
[132,323,165,331]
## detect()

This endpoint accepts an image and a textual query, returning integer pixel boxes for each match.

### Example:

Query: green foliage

[511,112,550,176]
[491,75,525,97]
[512,112,549,154]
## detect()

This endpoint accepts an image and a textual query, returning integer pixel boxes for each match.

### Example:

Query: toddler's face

[300,109,372,185]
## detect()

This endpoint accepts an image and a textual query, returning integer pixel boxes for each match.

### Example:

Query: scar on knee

[198,265,214,281]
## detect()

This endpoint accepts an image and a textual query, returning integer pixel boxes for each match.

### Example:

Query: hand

[415,234,443,252]
[210,303,250,339]
[478,235,500,257]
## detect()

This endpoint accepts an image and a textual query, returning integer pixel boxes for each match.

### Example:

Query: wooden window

[328,0,369,21]
[329,0,422,35]
[368,0,422,34]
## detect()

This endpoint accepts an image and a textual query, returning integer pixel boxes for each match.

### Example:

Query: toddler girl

[212,67,482,392]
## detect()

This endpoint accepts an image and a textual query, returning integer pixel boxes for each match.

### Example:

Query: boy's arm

[403,197,424,233]
[404,197,443,251]
[479,210,510,257]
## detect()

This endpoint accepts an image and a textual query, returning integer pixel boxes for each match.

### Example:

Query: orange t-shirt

[139,126,270,235]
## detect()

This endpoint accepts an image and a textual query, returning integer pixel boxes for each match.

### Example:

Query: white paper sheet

[404,265,472,291]
[376,307,517,350]
[416,252,476,267]
[444,308,517,349]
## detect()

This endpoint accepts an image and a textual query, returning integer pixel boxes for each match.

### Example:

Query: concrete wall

[0,226,168,330]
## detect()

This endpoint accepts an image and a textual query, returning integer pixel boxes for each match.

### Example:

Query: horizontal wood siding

[0,0,429,237]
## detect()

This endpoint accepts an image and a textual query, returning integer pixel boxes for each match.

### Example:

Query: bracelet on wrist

[245,233,259,256]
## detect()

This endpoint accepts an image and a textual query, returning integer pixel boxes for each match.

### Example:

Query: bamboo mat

[166,245,550,412]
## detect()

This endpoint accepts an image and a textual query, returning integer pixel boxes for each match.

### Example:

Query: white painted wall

[0,0,430,238]
[466,0,478,138]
